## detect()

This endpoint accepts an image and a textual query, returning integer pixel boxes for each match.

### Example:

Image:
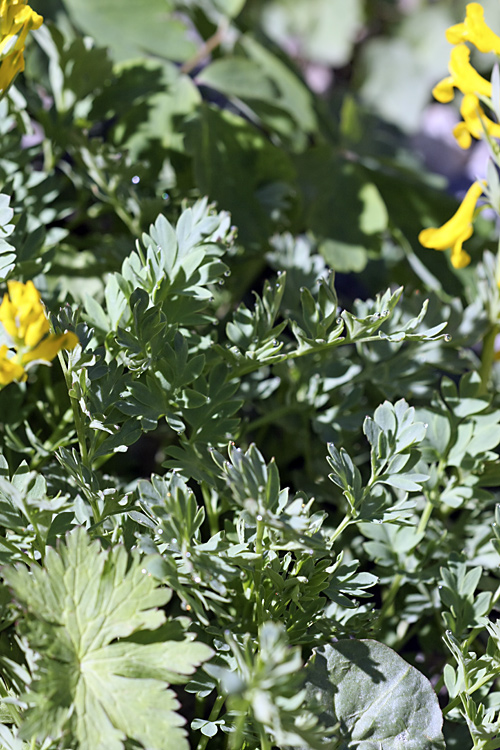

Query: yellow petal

[449,44,491,98]
[0,291,18,339]
[0,49,23,92]
[432,76,456,103]
[453,121,473,149]
[0,345,25,385]
[446,3,500,55]
[0,1,43,91]
[451,245,471,269]
[454,93,500,148]
[21,330,79,364]
[418,180,483,267]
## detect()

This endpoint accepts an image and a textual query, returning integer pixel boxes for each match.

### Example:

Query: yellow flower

[453,93,500,149]
[446,3,500,55]
[0,280,49,346]
[0,0,43,94]
[0,280,78,385]
[418,181,484,269]
[432,44,491,103]
[0,344,25,385]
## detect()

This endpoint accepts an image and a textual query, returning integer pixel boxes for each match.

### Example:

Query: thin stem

[443,668,500,715]
[58,351,90,469]
[0,535,38,568]
[479,235,500,393]
[254,516,266,626]
[378,573,403,624]
[181,23,228,75]
[330,513,352,544]
[230,709,247,750]
[201,483,219,537]
[417,497,434,535]
[196,694,225,750]
[479,323,499,395]
[259,726,271,750]
[245,404,303,434]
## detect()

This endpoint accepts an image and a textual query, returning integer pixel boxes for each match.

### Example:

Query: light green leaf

[306,639,445,749]
[261,0,363,67]
[197,58,277,101]
[358,6,455,133]
[5,528,212,750]
[59,0,197,63]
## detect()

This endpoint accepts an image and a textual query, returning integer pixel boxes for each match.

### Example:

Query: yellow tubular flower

[21,331,79,365]
[447,3,500,54]
[0,281,78,384]
[0,344,25,385]
[432,44,491,103]
[0,280,50,345]
[0,0,43,93]
[453,93,500,149]
[418,181,484,269]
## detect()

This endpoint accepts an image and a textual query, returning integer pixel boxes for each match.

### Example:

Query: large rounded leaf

[306,639,444,750]
[59,0,197,63]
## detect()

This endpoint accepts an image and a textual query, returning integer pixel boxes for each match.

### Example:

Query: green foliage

[306,639,445,749]
[2,1,500,749]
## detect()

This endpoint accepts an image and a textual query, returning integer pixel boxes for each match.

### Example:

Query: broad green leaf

[185,105,296,247]
[5,528,212,750]
[59,0,197,63]
[197,59,278,101]
[306,640,445,749]
[295,149,387,264]
[358,7,454,133]
[261,0,363,67]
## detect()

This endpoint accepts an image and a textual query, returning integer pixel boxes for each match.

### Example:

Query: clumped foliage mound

[1,1,500,749]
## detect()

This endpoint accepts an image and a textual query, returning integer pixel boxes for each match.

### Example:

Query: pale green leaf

[306,639,445,749]
[5,528,212,750]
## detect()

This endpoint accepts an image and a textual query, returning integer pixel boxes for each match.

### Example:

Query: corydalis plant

[0,0,42,95]
[418,2,500,270]
[0,280,78,385]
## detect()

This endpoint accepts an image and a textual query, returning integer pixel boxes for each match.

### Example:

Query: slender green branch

[417,497,434,535]
[378,573,403,624]
[57,351,89,469]
[258,726,271,750]
[479,235,500,393]
[196,694,225,750]
[479,323,499,395]
[0,535,38,568]
[230,708,247,750]
[181,22,228,75]
[201,482,219,537]
[254,517,266,626]
[330,513,353,544]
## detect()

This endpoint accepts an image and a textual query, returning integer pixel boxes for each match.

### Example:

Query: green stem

[479,323,499,395]
[245,404,303,435]
[479,236,500,393]
[201,483,219,537]
[330,513,352,544]
[196,694,225,750]
[254,517,266,626]
[230,709,247,750]
[443,669,500,715]
[259,726,271,750]
[417,497,434,535]
[58,351,90,469]
[0,535,38,568]
[378,573,403,624]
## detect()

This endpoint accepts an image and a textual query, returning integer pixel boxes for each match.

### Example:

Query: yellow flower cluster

[0,281,78,386]
[0,0,43,95]
[419,3,500,269]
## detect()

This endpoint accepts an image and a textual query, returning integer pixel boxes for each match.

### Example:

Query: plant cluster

[1,1,500,749]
